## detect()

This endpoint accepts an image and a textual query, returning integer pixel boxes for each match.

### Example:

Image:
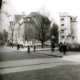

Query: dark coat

[59,43,63,52]
[63,45,67,51]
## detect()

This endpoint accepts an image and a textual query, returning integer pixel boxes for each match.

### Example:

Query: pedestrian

[51,40,55,52]
[27,46,30,54]
[63,42,67,54]
[17,44,20,50]
[33,45,36,51]
[59,42,63,52]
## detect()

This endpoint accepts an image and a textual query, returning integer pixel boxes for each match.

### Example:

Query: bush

[67,43,80,51]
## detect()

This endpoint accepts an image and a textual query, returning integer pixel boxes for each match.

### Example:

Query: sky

[1,0,80,42]
[9,0,80,21]
[2,0,80,24]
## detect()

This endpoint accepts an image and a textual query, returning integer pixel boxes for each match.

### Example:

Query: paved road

[0,46,80,74]
[0,59,77,74]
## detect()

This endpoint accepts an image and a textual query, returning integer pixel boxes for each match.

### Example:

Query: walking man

[27,46,30,54]
[59,42,63,52]
[63,42,67,54]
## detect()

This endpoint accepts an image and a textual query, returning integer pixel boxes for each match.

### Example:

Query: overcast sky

[9,0,80,23]
[3,0,80,24]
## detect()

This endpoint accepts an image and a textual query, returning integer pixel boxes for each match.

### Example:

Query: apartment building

[59,12,77,44]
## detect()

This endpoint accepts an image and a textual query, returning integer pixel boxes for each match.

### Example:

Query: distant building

[8,12,51,46]
[59,12,77,44]
[8,14,23,45]
[8,12,41,46]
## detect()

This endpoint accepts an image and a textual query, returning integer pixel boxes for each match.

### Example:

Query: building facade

[8,13,36,46]
[59,12,77,44]
[8,12,51,46]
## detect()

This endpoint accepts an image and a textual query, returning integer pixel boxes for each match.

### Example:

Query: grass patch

[1,64,80,80]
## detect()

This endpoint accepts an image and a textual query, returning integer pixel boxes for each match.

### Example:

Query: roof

[27,12,44,18]
[14,15,22,22]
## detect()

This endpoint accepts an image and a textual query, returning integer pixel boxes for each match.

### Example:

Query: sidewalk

[2,46,58,51]
[0,46,17,52]
[1,54,80,74]
[0,58,76,74]
[63,54,80,62]
[36,50,63,57]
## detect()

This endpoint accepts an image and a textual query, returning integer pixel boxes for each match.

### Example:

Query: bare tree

[38,7,51,18]
[21,12,51,48]
[0,29,8,45]
[37,9,51,48]
[3,29,8,44]
[9,21,15,48]
[29,12,51,48]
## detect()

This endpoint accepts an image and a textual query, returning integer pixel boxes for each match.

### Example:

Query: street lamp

[51,35,55,52]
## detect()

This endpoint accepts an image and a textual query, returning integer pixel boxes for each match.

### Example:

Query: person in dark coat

[33,45,36,51]
[63,42,67,54]
[17,44,20,50]
[27,46,30,54]
[52,43,55,51]
[51,40,55,52]
[59,42,63,52]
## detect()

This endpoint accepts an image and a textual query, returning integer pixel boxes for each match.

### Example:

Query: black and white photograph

[0,0,80,80]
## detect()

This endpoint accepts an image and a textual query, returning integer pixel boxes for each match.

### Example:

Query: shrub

[67,43,80,51]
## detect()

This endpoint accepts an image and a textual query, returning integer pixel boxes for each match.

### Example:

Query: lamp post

[51,35,55,52]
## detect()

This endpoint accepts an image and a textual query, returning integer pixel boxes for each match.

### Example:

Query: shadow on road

[0,74,4,80]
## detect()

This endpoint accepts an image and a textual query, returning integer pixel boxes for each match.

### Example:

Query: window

[61,30,64,33]
[61,18,64,20]
[27,18,30,22]
[61,24,64,26]
[70,18,72,20]
[61,36,64,39]
[72,36,74,40]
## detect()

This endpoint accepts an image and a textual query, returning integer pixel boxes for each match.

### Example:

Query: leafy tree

[51,23,59,43]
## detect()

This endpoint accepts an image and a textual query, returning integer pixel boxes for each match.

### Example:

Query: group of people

[59,42,67,54]
[17,41,67,54]
[51,41,67,54]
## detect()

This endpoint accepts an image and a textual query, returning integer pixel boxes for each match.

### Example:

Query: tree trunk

[12,31,13,48]
[41,41,44,48]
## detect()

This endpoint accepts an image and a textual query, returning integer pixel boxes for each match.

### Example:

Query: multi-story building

[59,12,77,44]
[8,12,51,46]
